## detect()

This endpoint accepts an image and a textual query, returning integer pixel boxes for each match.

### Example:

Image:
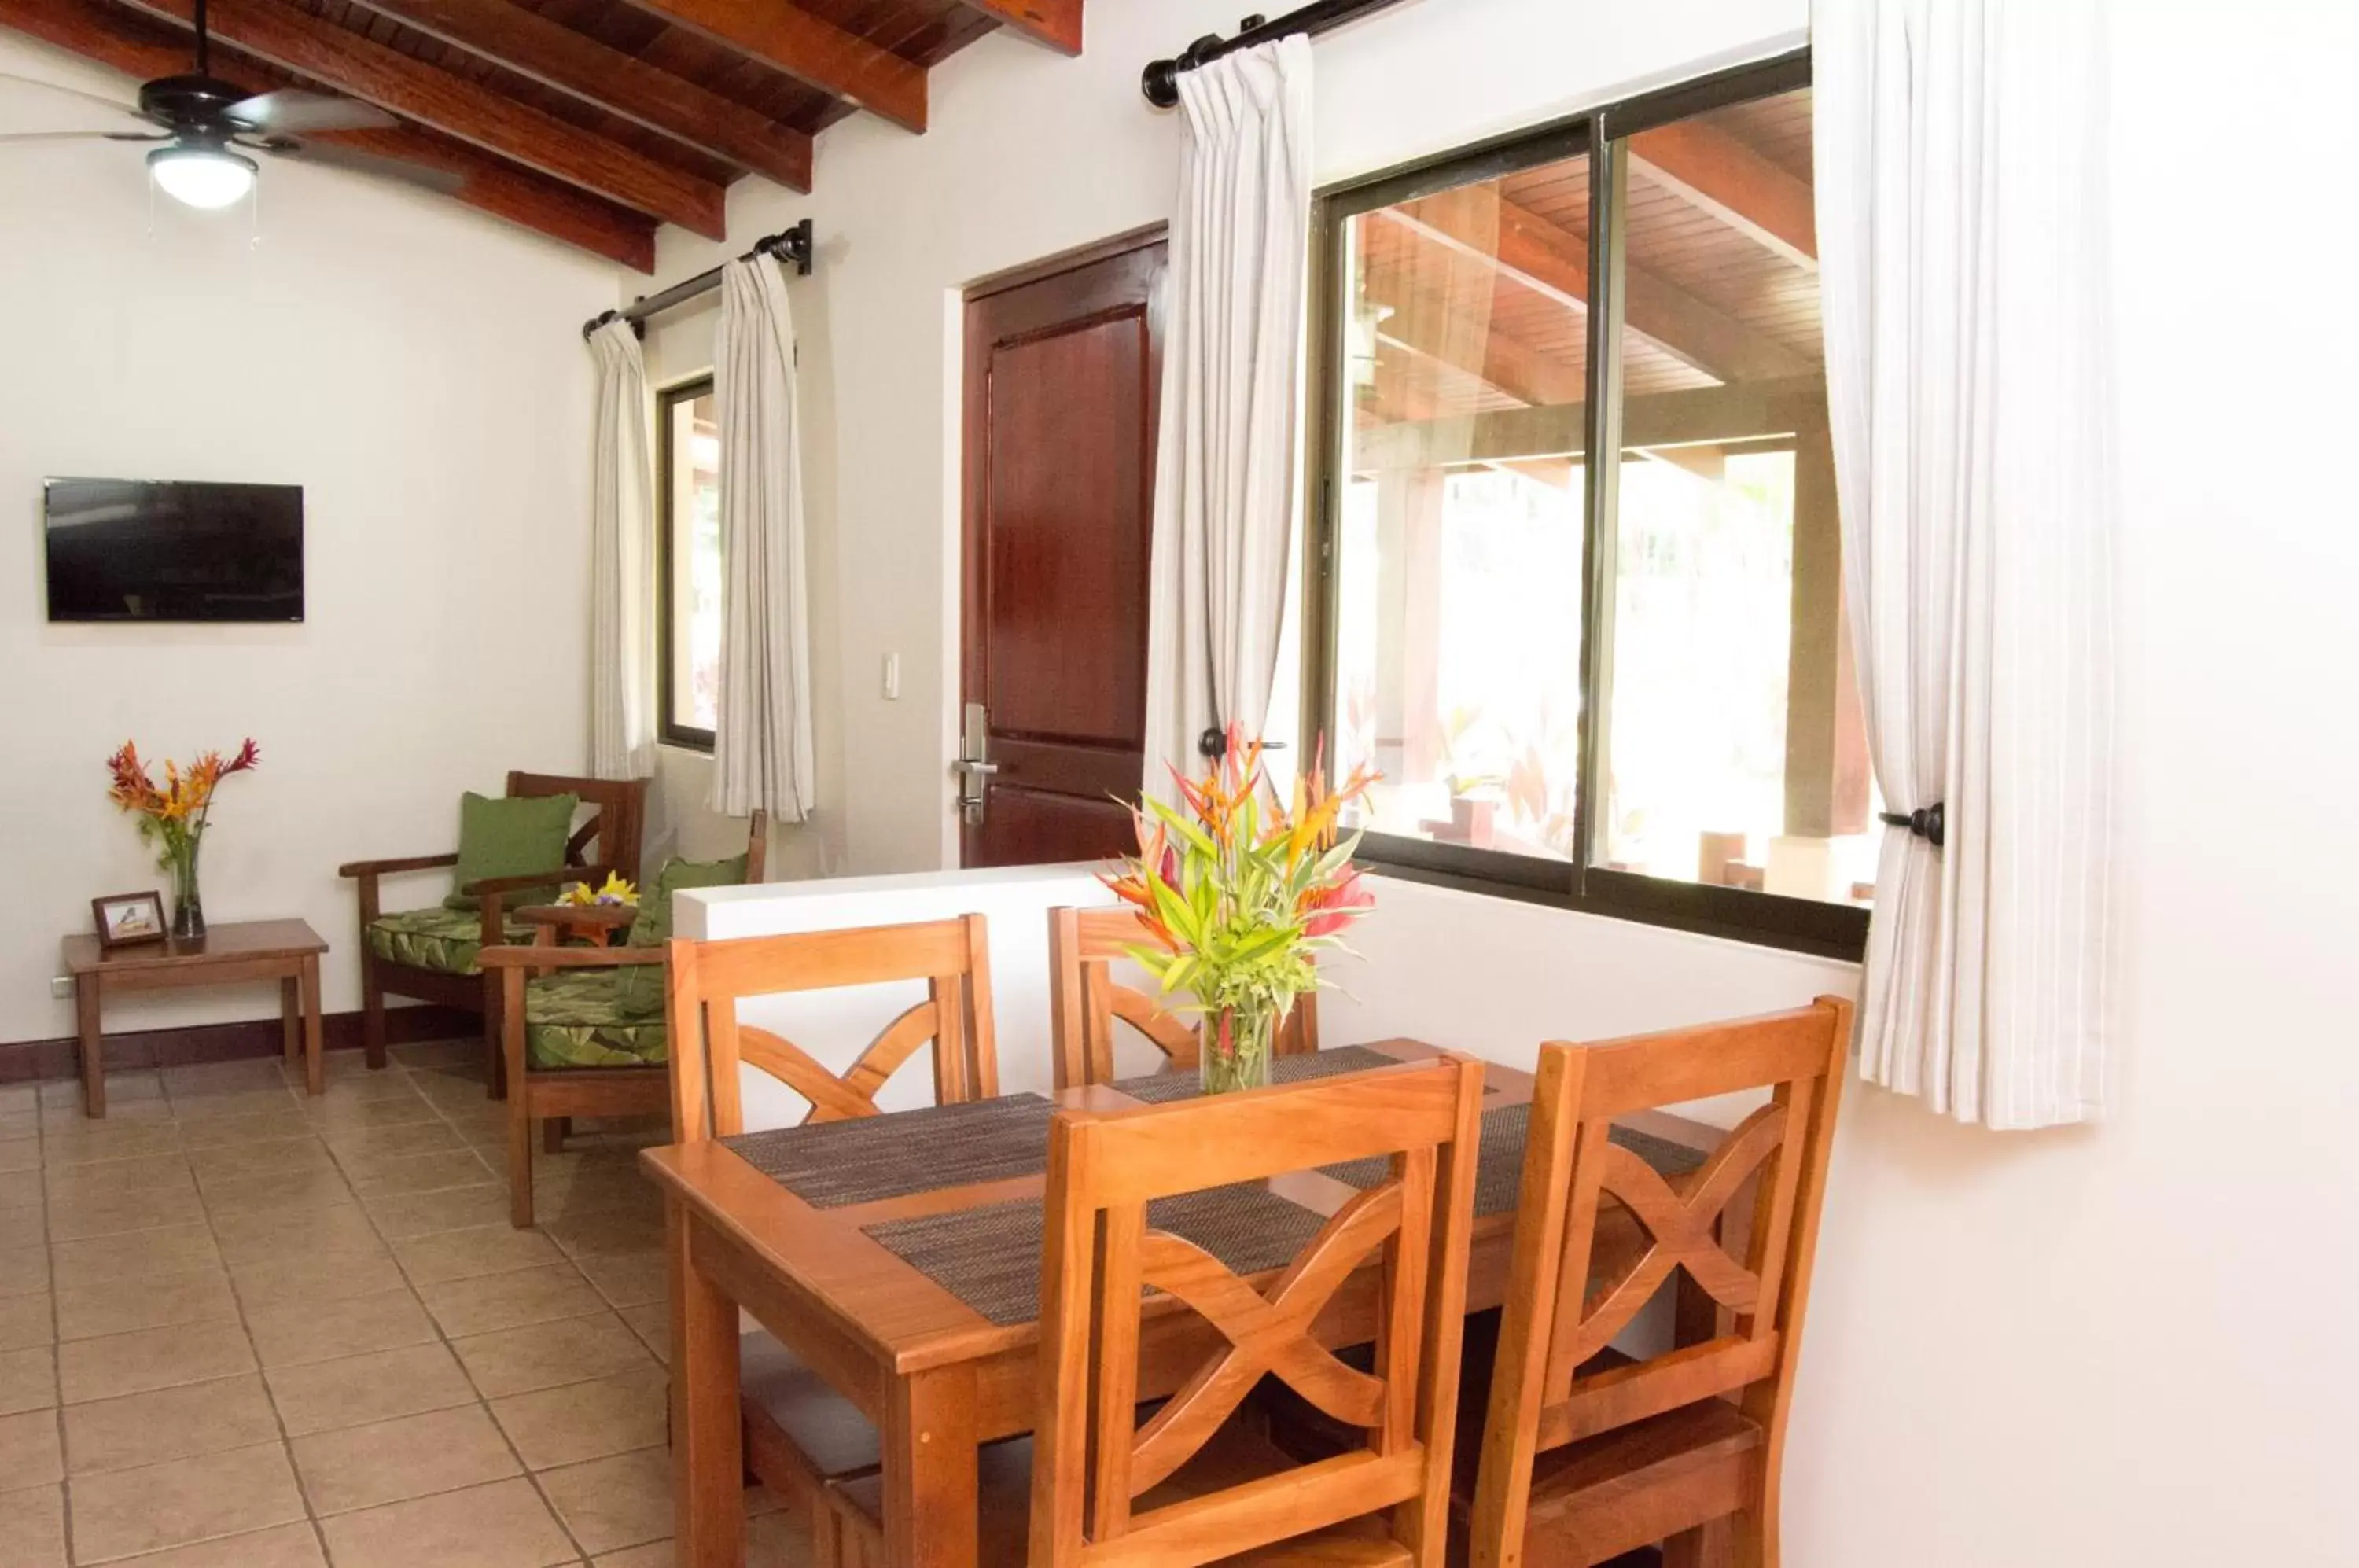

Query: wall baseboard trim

[0,1005,480,1087]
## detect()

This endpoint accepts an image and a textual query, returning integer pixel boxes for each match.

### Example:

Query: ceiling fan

[0,0,461,208]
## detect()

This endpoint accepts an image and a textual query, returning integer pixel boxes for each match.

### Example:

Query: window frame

[1297,46,1866,961]
[656,374,718,753]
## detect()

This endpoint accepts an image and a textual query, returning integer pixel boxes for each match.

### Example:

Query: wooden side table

[61,918,330,1116]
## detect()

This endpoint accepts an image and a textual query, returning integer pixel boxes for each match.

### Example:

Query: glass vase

[165,834,205,940]
[1200,1002,1277,1095]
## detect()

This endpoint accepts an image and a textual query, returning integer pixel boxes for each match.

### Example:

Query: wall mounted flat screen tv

[44,477,304,623]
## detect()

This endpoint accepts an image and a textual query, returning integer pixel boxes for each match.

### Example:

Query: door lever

[955,702,997,825]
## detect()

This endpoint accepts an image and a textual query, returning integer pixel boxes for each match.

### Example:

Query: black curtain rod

[1141,0,1411,107]
[580,219,815,342]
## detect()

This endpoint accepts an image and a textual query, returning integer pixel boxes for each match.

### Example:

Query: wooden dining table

[640,1037,1719,1568]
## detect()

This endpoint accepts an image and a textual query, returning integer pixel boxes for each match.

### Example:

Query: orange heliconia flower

[107,738,261,829]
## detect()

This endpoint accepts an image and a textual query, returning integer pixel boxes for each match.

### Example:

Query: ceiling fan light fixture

[147,143,255,208]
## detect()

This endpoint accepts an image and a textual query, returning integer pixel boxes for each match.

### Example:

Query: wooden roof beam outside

[1352,377,1827,473]
[348,0,811,192]
[0,0,655,268]
[956,0,1081,53]
[115,0,728,236]
[619,0,928,133]
[1371,282,1585,408]
[1628,120,1816,269]
[1379,185,1811,385]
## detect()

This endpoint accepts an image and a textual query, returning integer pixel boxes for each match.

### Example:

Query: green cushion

[526,967,668,1069]
[366,907,534,976]
[443,790,578,912]
[611,852,749,1014]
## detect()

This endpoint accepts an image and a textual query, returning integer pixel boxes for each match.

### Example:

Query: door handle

[955,702,995,825]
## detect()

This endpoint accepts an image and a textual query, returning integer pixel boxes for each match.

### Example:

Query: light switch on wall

[882,653,900,700]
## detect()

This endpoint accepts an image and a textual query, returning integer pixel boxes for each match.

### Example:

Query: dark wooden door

[960,233,1166,868]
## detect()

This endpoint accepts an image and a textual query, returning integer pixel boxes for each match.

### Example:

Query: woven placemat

[1108,1043,1404,1106]
[723,1094,1052,1210]
[864,1182,1330,1327]
[1319,1106,1708,1218]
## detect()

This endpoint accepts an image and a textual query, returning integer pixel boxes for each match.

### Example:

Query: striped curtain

[1141,35,1315,799]
[708,254,817,823]
[587,320,656,781]
[1815,0,2118,1128]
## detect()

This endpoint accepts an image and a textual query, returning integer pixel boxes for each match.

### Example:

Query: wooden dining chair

[1463,997,1853,1568]
[663,915,1000,1540]
[821,1052,1488,1567]
[1047,904,1319,1090]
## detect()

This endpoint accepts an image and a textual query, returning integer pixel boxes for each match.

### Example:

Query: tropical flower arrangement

[1106,729,1378,1094]
[558,872,639,907]
[105,738,260,939]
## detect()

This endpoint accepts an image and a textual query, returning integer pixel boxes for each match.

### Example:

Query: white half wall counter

[677,864,1859,1131]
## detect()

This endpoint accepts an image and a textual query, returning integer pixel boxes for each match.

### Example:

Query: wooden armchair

[664,915,999,1545]
[1046,904,1319,1090]
[337,771,645,1088]
[1463,998,1853,1568]
[822,1051,1488,1567]
[477,811,766,1229]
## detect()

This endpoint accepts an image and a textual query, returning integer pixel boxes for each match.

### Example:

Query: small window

[1302,53,1868,956]
[659,377,721,750]
[1588,82,1879,915]
[1323,138,1594,871]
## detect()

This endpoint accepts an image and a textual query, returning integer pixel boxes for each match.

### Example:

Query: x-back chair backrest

[664,915,999,1143]
[1047,906,1320,1090]
[506,771,647,887]
[1030,1055,1485,1568]
[1470,997,1853,1558]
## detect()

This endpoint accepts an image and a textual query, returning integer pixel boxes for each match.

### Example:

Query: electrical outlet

[50,976,72,1000]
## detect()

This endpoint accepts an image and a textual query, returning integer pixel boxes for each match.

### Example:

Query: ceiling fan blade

[226,89,396,135]
[0,130,167,142]
[258,137,464,196]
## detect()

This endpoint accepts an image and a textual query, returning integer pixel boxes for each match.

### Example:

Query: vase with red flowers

[1106,730,1378,1095]
[105,738,261,940]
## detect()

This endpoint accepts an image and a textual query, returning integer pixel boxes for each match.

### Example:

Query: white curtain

[708,255,817,822]
[1141,35,1314,797]
[1816,0,2118,1128]
[587,321,657,781]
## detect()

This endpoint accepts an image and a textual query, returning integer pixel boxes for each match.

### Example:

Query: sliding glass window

[657,377,722,751]
[1303,53,1868,956]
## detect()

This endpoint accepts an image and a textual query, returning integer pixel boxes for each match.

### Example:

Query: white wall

[650,0,2359,1560]
[631,0,1811,879]
[0,32,620,1043]
[1783,6,2359,1561]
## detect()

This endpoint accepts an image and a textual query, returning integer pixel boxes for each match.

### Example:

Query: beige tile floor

[0,1042,810,1567]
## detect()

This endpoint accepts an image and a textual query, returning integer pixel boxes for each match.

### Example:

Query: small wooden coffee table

[61,918,329,1116]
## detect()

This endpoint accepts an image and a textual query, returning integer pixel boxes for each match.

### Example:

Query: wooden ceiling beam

[348,0,811,192]
[1380,185,1811,385]
[114,0,727,236]
[0,0,655,268]
[955,0,1081,53]
[619,0,927,133]
[1628,120,1816,269]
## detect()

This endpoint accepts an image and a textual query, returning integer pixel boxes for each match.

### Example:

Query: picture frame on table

[92,891,168,951]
